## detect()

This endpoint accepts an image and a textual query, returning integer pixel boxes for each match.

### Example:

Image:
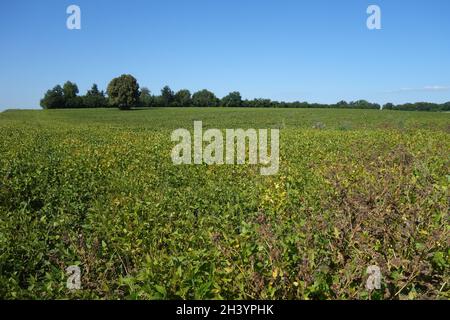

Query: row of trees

[40,82,108,109]
[41,74,450,111]
[383,102,450,112]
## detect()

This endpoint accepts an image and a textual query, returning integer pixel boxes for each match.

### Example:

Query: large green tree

[40,85,65,109]
[107,74,140,110]
[160,86,175,107]
[174,89,191,107]
[63,81,82,108]
[192,89,219,107]
[63,81,79,99]
[221,91,242,107]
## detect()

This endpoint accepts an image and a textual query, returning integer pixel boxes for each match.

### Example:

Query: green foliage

[107,75,140,110]
[83,84,108,108]
[160,86,175,107]
[222,92,242,107]
[243,98,274,108]
[174,90,192,108]
[40,85,65,109]
[0,108,448,300]
[63,81,79,99]
[391,102,450,112]
[192,89,219,107]
[139,87,154,108]
[62,81,81,109]
[40,80,450,111]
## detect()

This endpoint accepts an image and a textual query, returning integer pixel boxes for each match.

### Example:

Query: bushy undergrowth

[0,108,448,299]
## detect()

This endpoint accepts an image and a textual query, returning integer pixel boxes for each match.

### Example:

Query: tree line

[40,74,450,111]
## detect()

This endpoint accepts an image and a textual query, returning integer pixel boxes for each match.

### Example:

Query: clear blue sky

[1,0,450,110]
